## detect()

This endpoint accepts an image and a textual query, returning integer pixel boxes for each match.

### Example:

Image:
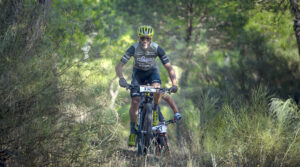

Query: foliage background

[1,0,300,166]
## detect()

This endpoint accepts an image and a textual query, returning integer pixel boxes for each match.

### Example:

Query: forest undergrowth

[1,0,300,166]
[101,87,300,167]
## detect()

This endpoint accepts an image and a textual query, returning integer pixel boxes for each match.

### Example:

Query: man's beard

[141,41,150,50]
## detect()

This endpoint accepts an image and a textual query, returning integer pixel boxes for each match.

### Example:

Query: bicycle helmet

[137,25,154,37]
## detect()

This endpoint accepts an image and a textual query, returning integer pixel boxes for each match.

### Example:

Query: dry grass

[102,139,214,167]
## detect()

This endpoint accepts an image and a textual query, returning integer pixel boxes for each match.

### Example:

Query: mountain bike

[126,85,177,156]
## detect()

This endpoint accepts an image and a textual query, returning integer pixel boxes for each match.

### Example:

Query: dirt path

[103,147,193,167]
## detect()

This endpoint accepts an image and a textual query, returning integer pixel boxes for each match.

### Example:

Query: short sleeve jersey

[120,42,169,71]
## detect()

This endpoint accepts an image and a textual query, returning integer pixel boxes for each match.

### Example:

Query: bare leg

[162,94,179,114]
[130,96,140,123]
[152,83,161,107]
[151,82,179,114]
[128,96,139,146]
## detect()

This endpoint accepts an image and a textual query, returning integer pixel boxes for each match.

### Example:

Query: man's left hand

[174,112,182,121]
[170,85,178,93]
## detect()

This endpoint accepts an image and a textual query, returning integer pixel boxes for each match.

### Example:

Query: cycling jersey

[121,42,170,71]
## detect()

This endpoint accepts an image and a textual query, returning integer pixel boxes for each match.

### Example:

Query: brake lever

[126,84,132,90]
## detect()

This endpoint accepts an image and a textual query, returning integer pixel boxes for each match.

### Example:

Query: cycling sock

[153,104,158,111]
[130,122,137,134]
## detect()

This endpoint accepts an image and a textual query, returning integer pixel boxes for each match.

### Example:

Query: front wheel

[142,103,153,155]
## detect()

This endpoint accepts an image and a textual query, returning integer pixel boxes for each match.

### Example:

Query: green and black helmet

[137,25,154,37]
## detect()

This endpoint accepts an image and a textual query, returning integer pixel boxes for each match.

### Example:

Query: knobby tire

[142,103,153,155]
[157,135,169,155]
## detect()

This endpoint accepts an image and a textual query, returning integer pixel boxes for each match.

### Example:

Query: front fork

[137,96,144,151]
[137,95,153,134]
[137,106,142,134]
[137,95,154,144]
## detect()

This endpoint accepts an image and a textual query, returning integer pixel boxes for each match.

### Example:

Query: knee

[152,83,160,92]
[131,97,140,106]
[162,94,170,101]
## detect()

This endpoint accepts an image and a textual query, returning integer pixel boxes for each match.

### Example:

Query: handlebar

[165,119,177,125]
[125,84,173,94]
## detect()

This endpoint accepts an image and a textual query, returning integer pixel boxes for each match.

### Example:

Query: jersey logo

[136,56,155,63]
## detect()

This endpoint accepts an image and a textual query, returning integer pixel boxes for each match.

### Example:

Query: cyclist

[115,25,182,146]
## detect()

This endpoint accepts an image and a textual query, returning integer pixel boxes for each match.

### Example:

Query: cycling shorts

[130,67,161,97]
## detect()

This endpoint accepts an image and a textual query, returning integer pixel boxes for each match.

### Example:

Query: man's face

[139,36,152,50]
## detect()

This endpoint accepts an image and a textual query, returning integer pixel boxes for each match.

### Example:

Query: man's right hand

[119,78,128,87]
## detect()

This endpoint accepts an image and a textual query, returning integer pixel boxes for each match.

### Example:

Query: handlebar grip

[166,119,176,124]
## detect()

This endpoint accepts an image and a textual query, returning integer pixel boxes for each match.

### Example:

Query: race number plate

[139,85,156,93]
[152,124,167,133]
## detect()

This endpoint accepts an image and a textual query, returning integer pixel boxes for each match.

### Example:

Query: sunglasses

[140,36,152,41]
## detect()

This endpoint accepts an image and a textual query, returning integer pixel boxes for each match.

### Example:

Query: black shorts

[130,67,161,97]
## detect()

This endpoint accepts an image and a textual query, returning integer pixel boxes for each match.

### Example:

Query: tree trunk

[186,2,193,45]
[177,0,194,145]
[289,0,300,56]
[180,1,193,87]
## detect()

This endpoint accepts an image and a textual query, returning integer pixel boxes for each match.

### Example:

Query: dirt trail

[104,147,193,167]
